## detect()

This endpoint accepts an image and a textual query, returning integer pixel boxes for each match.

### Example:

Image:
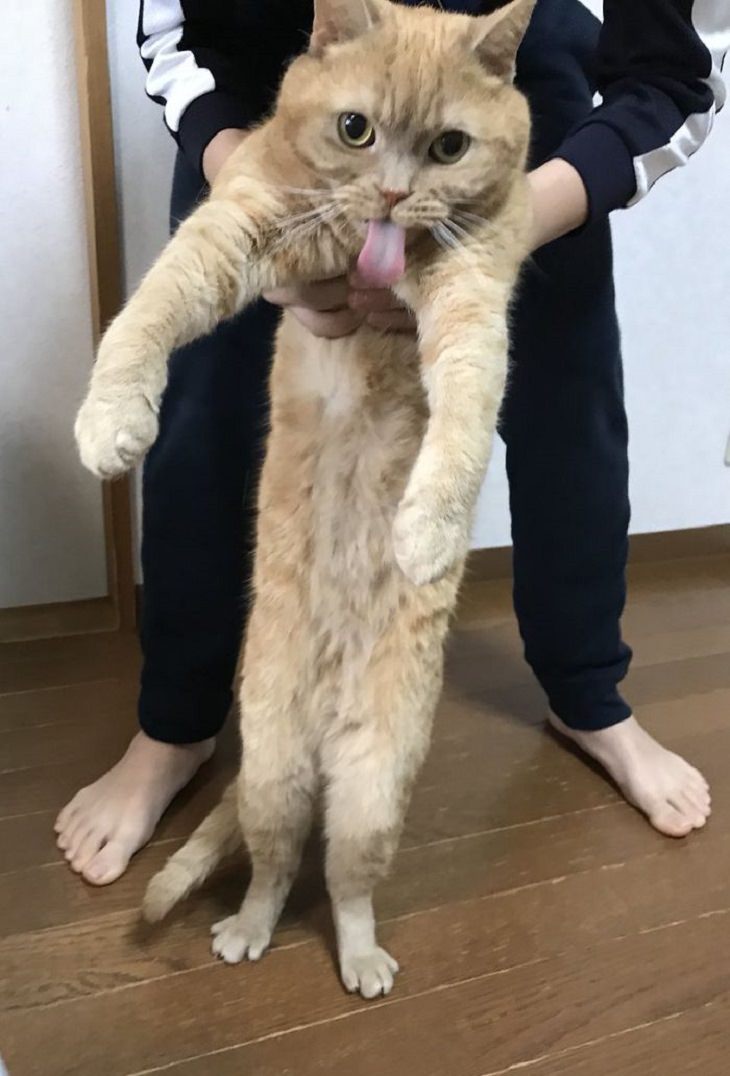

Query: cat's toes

[75,391,159,478]
[210,915,272,964]
[340,948,399,999]
[393,498,467,585]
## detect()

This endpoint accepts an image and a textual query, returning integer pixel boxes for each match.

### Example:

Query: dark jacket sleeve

[554,0,729,223]
[137,1,304,178]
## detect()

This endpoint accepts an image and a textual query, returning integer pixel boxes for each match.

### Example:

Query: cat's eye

[337,112,375,148]
[429,130,471,164]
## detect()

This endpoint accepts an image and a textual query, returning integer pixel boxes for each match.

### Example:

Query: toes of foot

[55,798,82,834]
[688,766,711,797]
[210,917,271,964]
[61,821,87,859]
[82,841,130,886]
[683,786,712,817]
[61,814,94,860]
[70,830,106,873]
[689,764,709,786]
[69,838,92,870]
[650,804,694,839]
[675,793,708,829]
[341,949,399,999]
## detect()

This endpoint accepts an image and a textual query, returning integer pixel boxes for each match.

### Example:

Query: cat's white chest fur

[298,334,366,417]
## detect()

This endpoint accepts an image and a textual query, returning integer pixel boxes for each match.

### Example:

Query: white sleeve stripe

[628,109,715,204]
[628,0,729,202]
[141,0,186,36]
[140,0,216,134]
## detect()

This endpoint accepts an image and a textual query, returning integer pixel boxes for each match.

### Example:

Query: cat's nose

[381,188,409,210]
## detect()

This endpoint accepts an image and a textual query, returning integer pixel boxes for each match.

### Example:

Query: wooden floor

[2,554,730,1076]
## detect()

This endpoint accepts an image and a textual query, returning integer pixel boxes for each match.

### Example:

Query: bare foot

[548,713,711,838]
[54,732,215,885]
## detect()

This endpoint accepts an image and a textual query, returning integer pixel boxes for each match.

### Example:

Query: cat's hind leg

[324,740,422,998]
[211,610,317,964]
[210,764,314,963]
[211,745,316,964]
[322,611,445,998]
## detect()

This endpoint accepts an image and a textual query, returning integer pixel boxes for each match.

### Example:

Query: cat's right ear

[470,0,536,79]
[310,0,387,55]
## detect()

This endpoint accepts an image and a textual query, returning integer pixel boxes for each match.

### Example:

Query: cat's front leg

[393,272,512,585]
[75,192,278,477]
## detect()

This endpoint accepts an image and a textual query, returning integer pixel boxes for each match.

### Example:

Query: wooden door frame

[0,0,135,643]
[73,0,136,633]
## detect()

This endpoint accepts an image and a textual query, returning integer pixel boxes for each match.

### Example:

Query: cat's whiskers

[271,183,335,200]
[271,202,344,252]
[452,209,488,228]
[429,227,451,253]
[289,213,340,246]
[430,221,459,253]
[359,0,375,29]
[430,220,483,270]
[275,202,339,229]
[272,202,342,243]
[444,217,473,243]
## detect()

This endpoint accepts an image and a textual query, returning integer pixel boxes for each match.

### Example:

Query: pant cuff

[138,677,232,744]
[545,681,632,731]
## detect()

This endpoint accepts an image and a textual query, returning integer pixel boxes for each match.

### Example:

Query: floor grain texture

[1,556,728,1075]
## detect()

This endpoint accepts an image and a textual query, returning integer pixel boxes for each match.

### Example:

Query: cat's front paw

[393,497,469,585]
[75,387,159,478]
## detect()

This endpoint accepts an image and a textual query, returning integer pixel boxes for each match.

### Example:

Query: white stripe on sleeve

[140,0,215,133]
[629,0,729,203]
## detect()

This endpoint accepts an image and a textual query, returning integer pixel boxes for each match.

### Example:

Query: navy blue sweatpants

[138,3,632,741]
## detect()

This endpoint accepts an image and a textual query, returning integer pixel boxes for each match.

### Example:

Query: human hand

[263,271,415,339]
[264,276,362,338]
[348,270,416,333]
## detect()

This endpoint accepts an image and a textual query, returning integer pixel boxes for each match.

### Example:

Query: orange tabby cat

[75,0,534,998]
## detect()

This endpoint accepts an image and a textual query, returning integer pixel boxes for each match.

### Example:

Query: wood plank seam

[118,912,730,1076]
[5,855,727,1015]
[476,1003,717,1076]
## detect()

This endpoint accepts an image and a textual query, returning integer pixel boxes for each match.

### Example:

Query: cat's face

[276,0,533,239]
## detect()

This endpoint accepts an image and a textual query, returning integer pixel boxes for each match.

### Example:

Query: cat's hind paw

[393,497,468,585]
[211,914,273,964]
[75,389,159,478]
[340,947,399,999]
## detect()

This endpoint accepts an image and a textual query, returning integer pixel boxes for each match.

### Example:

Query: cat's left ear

[469,0,536,79]
[310,0,388,55]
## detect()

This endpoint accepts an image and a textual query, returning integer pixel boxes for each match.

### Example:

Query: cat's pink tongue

[356,220,406,287]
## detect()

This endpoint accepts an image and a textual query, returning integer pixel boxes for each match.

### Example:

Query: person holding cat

[56,0,727,887]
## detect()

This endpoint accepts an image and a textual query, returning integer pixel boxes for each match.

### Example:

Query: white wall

[106,8,730,554]
[474,105,730,547]
[0,2,108,607]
